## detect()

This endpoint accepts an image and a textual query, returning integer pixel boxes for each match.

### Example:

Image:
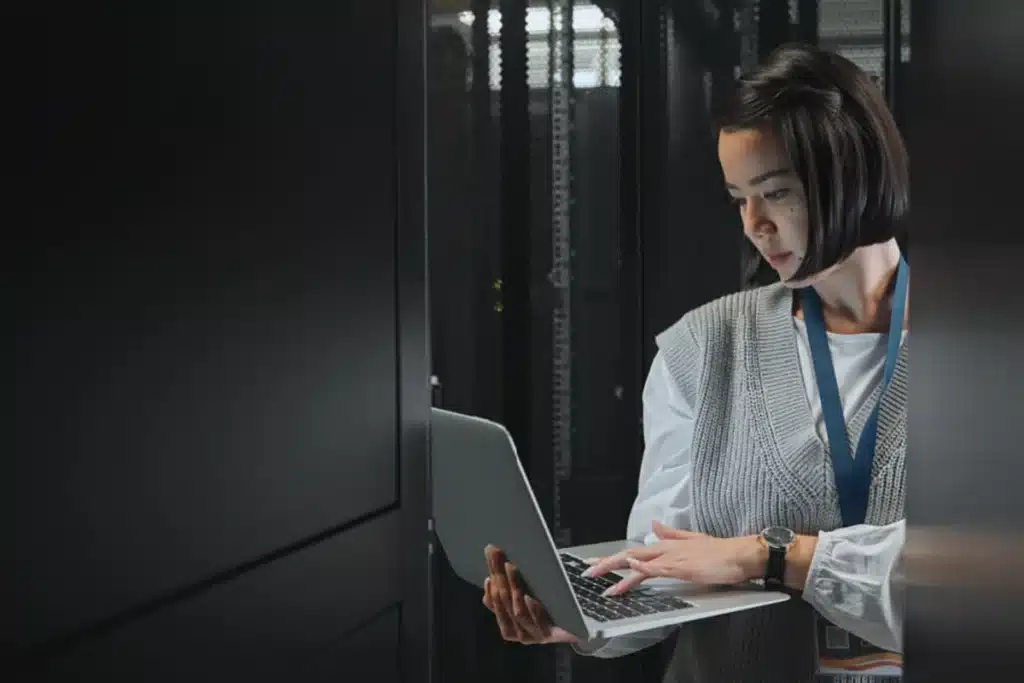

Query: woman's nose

[742,197,775,237]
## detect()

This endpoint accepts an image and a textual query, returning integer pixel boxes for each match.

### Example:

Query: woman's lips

[764,251,793,267]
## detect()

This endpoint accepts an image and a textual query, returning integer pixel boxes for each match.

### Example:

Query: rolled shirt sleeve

[803,520,906,653]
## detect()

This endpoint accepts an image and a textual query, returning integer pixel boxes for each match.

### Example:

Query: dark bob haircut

[715,43,909,283]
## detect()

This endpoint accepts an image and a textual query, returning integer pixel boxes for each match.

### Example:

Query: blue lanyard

[799,258,908,527]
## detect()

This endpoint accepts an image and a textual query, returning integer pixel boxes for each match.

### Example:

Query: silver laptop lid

[429,407,589,639]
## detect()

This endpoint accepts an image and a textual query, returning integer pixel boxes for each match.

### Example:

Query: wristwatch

[759,526,797,590]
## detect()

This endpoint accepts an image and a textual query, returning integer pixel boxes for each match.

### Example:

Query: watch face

[762,526,796,548]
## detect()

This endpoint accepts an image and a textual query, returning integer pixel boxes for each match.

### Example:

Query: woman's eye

[729,196,746,208]
[764,188,791,201]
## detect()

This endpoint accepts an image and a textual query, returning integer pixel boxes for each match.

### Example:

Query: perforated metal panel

[818,0,910,86]
[452,6,620,89]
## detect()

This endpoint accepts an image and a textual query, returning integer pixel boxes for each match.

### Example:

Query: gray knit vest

[654,283,907,683]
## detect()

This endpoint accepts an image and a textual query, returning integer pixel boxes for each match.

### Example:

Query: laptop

[430,407,790,642]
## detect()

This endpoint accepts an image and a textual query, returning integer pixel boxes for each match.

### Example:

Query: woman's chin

[777,269,809,288]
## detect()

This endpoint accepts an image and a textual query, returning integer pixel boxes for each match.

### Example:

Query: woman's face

[718,126,810,284]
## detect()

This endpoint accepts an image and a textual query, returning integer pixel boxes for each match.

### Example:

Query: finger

[482,577,495,612]
[580,555,620,577]
[547,627,581,645]
[523,595,553,638]
[521,597,556,644]
[492,563,510,602]
[524,595,549,628]
[582,552,633,577]
[486,578,505,628]
[652,520,696,540]
[525,597,577,644]
[602,568,650,596]
[504,562,527,618]
[489,560,510,606]
[490,563,530,642]
[584,545,664,577]
[626,556,672,577]
[504,564,547,641]
[627,556,695,585]
[485,545,506,575]
[491,582,521,641]
[514,606,546,642]
[485,545,496,574]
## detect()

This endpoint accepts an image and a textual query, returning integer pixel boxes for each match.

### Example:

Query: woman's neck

[806,239,905,334]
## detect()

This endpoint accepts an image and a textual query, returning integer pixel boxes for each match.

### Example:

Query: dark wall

[4,2,429,682]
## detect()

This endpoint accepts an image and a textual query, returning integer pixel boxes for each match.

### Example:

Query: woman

[482,43,910,682]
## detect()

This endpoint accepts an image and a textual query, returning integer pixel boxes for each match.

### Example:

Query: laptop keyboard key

[559,553,693,623]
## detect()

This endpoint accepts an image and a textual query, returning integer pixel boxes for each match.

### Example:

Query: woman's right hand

[482,545,579,645]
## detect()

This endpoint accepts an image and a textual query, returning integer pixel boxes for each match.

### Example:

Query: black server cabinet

[5,2,430,682]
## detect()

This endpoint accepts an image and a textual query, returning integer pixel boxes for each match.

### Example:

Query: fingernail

[580,567,595,578]
[602,585,619,597]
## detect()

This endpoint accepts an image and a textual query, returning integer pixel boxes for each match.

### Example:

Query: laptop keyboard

[559,553,693,623]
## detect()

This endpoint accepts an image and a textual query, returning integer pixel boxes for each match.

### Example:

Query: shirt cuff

[802,522,905,653]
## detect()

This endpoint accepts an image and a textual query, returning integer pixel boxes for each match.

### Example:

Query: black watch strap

[759,526,795,591]
[764,544,786,589]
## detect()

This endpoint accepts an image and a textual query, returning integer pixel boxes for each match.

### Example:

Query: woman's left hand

[584,521,767,596]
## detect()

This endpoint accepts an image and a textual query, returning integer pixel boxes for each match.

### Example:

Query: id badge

[814,614,902,678]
